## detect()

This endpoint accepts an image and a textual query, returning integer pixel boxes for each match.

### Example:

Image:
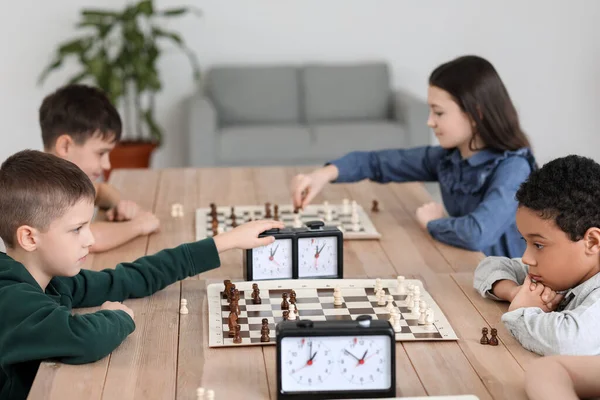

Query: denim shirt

[329,146,537,258]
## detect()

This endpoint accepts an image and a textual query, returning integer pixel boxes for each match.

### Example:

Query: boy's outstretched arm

[89,211,160,253]
[64,220,285,307]
[526,355,600,400]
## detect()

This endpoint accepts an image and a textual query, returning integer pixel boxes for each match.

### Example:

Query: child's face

[516,206,599,291]
[62,133,115,182]
[427,86,475,152]
[36,199,95,277]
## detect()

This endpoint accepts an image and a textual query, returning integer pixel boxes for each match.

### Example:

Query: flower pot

[104,141,158,180]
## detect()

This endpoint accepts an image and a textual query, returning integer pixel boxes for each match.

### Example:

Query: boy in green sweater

[0,150,284,400]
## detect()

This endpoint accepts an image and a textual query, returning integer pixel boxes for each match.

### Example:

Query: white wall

[1,0,599,168]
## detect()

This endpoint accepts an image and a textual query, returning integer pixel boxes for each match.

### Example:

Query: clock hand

[272,244,279,256]
[316,243,325,255]
[309,351,318,362]
[354,350,369,367]
[343,349,361,362]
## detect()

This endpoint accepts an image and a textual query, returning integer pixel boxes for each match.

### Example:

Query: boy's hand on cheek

[530,281,564,311]
[213,220,285,252]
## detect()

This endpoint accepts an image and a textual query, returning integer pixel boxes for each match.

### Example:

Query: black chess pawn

[223,279,232,299]
[274,204,279,221]
[282,310,290,321]
[480,327,489,345]
[252,283,261,304]
[281,292,289,310]
[265,202,272,218]
[260,318,270,342]
[233,324,242,344]
[489,328,499,346]
[371,199,379,212]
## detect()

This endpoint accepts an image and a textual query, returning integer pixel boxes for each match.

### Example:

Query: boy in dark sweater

[0,150,284,400]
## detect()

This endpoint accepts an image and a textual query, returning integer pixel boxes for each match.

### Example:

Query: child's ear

[54,134,74,158]
[16,225,40,252]
[583,227,600,255]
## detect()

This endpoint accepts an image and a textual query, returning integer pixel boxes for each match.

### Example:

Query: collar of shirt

[447,148,502,167]
[557,272,600,311]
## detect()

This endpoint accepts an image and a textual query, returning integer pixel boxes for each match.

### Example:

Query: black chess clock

[243,221,343,281]
[276,316,396,400]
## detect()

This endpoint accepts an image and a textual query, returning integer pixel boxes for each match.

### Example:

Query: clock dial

[337,336,391,388]
[280,335,392,393]
[282,338,333,388]
[297,236,338,278]
[251,239,293,280]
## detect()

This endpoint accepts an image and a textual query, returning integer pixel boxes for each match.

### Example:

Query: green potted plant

[39,0,201,178]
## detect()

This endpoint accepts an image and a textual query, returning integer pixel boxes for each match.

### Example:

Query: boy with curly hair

[474,155,600,355]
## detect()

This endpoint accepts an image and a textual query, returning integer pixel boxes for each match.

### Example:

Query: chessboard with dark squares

[208,279,458,347]
[195,202,381,241]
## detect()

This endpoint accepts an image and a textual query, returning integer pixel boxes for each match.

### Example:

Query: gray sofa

[187,62,432,167]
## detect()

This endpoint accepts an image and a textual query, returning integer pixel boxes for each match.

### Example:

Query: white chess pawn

[217,224,225,234]
[352,222,361,232]
[171,204,179,218]
[180,299,189,315]
[206,389,215,400]
[342,198,350,214]
[196,387,205,400]
[350,210,360,224]
[396,276,406,295]
[392,309,402,333]
[288,303,297,320]
[389,307,398,324]
[385,295,394,312]
[351,200,358,212]
[418,307,427,325]
[405,287,414,307]
[333,287,343,306]
[377,289,386,306]
[325,208,333,222]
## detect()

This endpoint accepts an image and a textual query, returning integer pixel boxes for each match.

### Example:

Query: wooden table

[28,167,538,400]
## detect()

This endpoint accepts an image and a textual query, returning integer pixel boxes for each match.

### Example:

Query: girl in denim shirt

[290,55,536,258]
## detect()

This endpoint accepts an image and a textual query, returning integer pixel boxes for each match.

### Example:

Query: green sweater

[0,238,220,400]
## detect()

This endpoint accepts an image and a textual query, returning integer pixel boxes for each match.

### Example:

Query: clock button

[262,228,281,234]
[297,320,314,328]
[305,220,325,230]
[356,315,372,328]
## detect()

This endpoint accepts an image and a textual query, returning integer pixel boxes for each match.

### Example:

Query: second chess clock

[244,221,343,280]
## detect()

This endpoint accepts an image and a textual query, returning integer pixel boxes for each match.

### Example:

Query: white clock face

[280,335,392,392]
[297,236,338,278]
[251,239,293,280]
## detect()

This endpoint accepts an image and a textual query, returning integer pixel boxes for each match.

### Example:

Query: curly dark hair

[515,155,600,241]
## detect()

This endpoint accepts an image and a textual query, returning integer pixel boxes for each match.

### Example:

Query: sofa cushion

[302,63,390,123]
[206,66,301,126]
[310,122,407,159]
[219,125,311,165]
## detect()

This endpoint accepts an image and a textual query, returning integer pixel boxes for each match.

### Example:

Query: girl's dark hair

[429,55,532,152]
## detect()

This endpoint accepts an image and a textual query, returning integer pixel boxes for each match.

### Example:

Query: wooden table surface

[28,167,538,400]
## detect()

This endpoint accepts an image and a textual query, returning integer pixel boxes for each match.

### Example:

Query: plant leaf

[38,57,63,84]
[158,7,188,17]
[152,27,182,45]
[136,0,154,16]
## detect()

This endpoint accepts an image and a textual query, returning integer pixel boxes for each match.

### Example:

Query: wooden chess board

[195,203,381,241]
[207,279,458,348]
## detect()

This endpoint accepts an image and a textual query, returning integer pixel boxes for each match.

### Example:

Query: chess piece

[228,311,238,337]
[233,324,242,344]
[206,389,215,400]
[228,284,236,303]
[179,299,189,314]
[480,327,490,345]
[374,278,383,293]
[386,295,394,312]
[342,198,350,214]
[230,206,236,221]
[288,303,297,320]
[231,298,240,316]
[371,199,379,212]
[252,283,261,304]
[293,212,302,228]
[418,307,427,325]
[377,289,386,306]
[282,310,290,321]
[217,224,225,235]
[281,293,290,310]
[392,309,402,333]
[289,290,297,307]
[261,318,270,342]
[489,328,499,346]
[274,204,279,221]
[397,276,406,295]
[211,219,219,236]
[265,202,272,218]
[333,287,343,306]
[196,387,205,400]
[425,308,435,329]
[223,279,232,299]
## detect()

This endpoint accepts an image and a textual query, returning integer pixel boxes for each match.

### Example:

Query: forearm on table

[90,221,142,253]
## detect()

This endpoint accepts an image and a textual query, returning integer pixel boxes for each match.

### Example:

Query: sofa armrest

[392,89,434,148]
[187,93,218,166]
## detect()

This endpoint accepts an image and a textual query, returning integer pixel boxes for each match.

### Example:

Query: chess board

[207,279,458,348]
[195,203,381,241]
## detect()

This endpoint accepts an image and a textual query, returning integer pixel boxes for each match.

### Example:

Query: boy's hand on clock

[213,220,285,252]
